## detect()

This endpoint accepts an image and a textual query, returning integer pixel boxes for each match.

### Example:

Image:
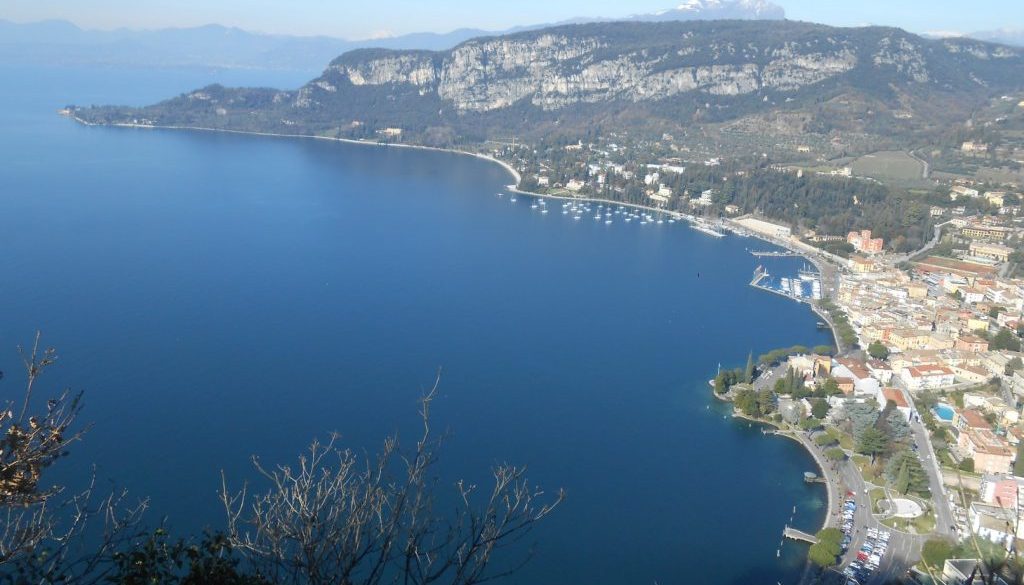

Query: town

[466,96,1024,585]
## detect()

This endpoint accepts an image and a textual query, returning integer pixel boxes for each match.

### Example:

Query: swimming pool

[934,404,955,423]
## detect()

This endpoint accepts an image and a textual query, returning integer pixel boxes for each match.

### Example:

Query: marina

[750,265,824,305]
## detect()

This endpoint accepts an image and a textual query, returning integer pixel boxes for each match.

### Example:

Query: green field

[851,151,925,181]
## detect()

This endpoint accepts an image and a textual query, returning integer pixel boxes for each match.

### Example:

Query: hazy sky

[2,0,1021,38]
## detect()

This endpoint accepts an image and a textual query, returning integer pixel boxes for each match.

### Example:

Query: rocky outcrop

[304,22,1020,115]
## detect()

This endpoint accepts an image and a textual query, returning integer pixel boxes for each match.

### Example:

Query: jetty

[749,250,802,258]
[749,267,813,305]
[783,526,818,544]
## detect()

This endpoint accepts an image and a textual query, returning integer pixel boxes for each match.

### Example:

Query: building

[833,358,881,396]
[734,217,792,239]
[969,241,1013,263]
[889,329,934,352]
[955,334,990,353]
[985,191,1008,207]
[951,185,981,200]
[962,141,990,154]
[968,503,1015,549]
[566,179,585,192]
[847,230,885,254]
[850,256,879,274]
[979,476,1019,509]
[899,364,955,391]
[958,429,1014,475]
[878,387,913,422]
[961,224,1012,241]
[955,408,992,432]
[943,558,1010,584]
[379,127,403,138]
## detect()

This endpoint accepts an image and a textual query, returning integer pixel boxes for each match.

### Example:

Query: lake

[0,65,833,584]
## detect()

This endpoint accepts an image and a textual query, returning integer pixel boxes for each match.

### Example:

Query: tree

[921,538,954,569]
[868,341,890,360]
[825,448,846,462]
[856,427,889,463]
[808,528,843,567]
[959,458,975,473]
[811,399,830,419]
[991,328,1022,352]
[1016,441,1024,478]
[813,345,835,356]
[221,385,564,585]
[1005,357,1023,377]
[800,417,823,432]
[744,352,755,384]
[885,451,930,496]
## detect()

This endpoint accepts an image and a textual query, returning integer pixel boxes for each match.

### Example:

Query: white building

[899,364,955,391]
[734,217,792,240]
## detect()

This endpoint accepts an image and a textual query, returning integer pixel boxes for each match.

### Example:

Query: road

[894,379,957,537]
[889,221,952,265]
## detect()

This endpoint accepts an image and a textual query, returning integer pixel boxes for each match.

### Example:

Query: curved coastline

[72,115,843,567]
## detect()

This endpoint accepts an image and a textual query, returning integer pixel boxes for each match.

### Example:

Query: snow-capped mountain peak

[653,0,785,20]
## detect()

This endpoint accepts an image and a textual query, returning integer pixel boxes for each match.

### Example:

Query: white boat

[531,203,539,209]
[605,220,613,225]
[510,197,517,202]
[541,209,549,214]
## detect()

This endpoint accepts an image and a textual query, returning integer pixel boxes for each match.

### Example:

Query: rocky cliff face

[79,20,1024,143]
[300,21,1021,115]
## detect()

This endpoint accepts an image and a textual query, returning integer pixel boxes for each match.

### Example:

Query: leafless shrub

[0,333,148,584]
[221,376,564,585]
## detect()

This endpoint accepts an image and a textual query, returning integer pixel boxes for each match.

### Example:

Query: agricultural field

[851,151,926,182]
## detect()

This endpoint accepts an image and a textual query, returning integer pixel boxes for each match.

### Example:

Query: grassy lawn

[827,427,854,451]
[851,151,925,182]
[852,455,884,485]
[881,510,936,535]
[869,488,887,513]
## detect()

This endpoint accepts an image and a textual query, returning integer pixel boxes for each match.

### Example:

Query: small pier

[750,250,803,258]
[751,265,770,287]
[783,526,818,544]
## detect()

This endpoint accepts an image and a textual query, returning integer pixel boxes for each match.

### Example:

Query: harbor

[749,265,824,305]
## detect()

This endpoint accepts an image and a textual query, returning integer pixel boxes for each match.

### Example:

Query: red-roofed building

[958,429,1014,475]
[879,387,913,422]
[956,408,992,432]
[956,335,990,353]
[980,477,1019,510]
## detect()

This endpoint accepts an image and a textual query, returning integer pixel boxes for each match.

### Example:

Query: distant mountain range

[0,2,787,71]
[968,29,1024,47]
[76,20,1024,154]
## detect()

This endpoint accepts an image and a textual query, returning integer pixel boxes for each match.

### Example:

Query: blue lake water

[0,65,833,584]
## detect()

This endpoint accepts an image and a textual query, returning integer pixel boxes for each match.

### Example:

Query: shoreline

[75,115,846,569]
[717,393,836,535]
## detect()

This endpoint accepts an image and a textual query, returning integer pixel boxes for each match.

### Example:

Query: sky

[1,0,1021,39]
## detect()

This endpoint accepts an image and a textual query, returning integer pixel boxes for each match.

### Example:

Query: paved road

[895,380,957,537]
[889,221,952,265]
